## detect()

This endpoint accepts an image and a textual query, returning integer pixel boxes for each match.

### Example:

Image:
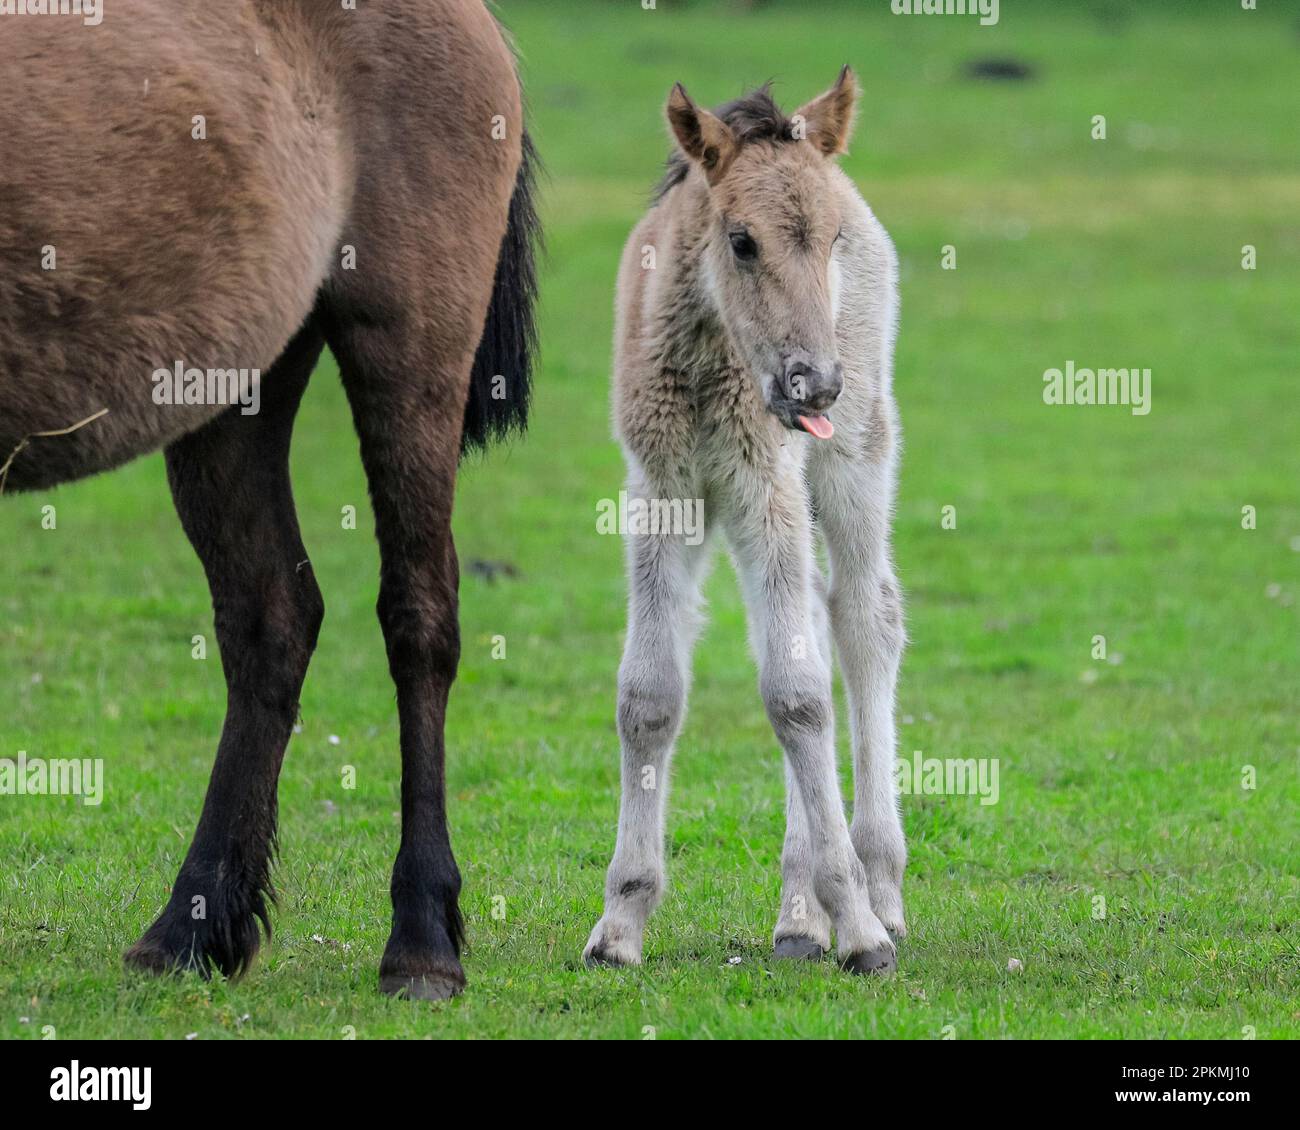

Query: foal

[585,70,907,974]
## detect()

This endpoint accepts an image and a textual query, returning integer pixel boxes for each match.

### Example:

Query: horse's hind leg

[314,2,524,999]
[124,322,325,978]
[323,314,475,1000]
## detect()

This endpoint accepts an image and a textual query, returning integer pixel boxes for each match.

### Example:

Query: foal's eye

[729,229,758,262]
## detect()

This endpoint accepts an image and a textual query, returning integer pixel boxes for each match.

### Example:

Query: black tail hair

[461,128,542,454]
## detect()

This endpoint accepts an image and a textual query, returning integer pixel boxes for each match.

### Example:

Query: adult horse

[0,0,540,1001]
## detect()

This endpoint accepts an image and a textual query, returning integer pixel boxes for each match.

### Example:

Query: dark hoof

[379,971,465,1001]
[841,947,897,976]
[774,935,826,961]
[123,874,270,981]
[123,914,261,981]
[123,938,198,978]
[379,910,466,1001]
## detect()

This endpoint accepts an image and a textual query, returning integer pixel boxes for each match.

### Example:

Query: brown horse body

[0,0,540,999]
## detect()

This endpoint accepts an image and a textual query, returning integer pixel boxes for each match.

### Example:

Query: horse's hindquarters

[0,1,351,493]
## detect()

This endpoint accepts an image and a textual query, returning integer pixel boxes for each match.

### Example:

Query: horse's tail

[462,127,542,454]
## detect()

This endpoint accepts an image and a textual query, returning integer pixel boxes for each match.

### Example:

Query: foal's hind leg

[125,323,325,978]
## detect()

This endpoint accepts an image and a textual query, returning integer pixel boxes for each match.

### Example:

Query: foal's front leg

[730,480,895,974]
[585,486,708,966]
[772,570,834,958]
[812,452,908,938]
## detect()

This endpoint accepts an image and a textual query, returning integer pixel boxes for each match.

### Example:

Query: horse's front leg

[125,323,325,978]
[585,474,710,967]
[730,476,895,974]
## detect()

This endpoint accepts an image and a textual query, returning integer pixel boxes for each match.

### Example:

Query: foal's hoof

[841,947,897,976]
[584,945,635,969]
[583,919,642,968]
[774,935,826,961]
[379,970,465,1001]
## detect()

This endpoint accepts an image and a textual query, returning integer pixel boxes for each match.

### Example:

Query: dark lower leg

[125,325,323,978]
[329,329,469,1000]
[376,546,466,999]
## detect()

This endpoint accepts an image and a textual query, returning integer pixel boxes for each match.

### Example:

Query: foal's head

[663,68,860,439]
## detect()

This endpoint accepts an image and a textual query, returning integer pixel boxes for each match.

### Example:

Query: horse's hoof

[123,930,240,980]
[123,939,186,977]
[774,935,826,961]
[379,971,464,1001]
[841,947,897,976]
[124,890,265,981]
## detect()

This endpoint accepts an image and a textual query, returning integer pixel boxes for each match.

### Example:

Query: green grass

[2,0,1298,1039]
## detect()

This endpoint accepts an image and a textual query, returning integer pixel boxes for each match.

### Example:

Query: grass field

[2,0,1297,1039]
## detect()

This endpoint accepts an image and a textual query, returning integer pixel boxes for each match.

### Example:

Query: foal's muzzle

[768,355,844,433]
[783,357,844,412]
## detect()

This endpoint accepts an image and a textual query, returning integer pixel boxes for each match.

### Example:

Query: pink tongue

[798,414,834,440]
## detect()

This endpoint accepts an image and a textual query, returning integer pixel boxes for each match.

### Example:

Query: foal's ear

[794,65,859,157]
[666,83,738,184]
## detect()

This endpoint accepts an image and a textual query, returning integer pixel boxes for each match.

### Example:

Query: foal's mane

[651,83,795,204]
